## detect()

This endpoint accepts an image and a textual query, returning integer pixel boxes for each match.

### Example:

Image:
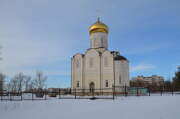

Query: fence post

[102,88,104,96]
[0,92,2,101]
[8,92,9,101]
[136,87,139,96]
[10,92,12,101]
[59,89,61,99]
[160,88,163,96]
[45,90,47,100]
[148,87,150,96]
[32,90,34,101]
[172,87,174,96]
[82,89,85,96]
[113,86,115,100]
[21,92,23,101]
[75,88,76,99]
[125,85,127,97]
[123,86,125,96]
[92,89,94,98]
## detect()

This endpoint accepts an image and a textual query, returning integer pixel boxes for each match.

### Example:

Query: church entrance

[89,82,95,93]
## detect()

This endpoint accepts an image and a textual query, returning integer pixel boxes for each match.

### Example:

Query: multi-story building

[131,75,164,87]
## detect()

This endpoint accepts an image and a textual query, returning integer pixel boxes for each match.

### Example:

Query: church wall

[72,54,83,89]
[84,49,100,90]
[115,60,129,87]
[102,51,114,91]
[115,60,121,87]
[122,60,130,86]
[71,58,73,89]
[114,60,129,92]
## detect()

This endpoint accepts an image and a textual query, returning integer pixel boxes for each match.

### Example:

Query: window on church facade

[105,80,108,87]
[101,38,103,46]
[104,56,108,67]
[76,81,80,88]
[94,38,97,47]
[89,57,93,68]
[76,59,80,68]
[119,75,121,84]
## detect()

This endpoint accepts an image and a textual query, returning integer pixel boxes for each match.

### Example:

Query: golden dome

[89,18,108,34]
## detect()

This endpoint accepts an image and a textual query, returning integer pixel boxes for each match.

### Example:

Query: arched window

[105,80,108,87]
[76,59,80,68]
[76,81,80,88]
[94,38,98,47]
[89,57,93,68]
[104,56,108,67]
[101,38,103,46]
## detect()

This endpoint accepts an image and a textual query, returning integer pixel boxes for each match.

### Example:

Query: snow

[0,95,179,119]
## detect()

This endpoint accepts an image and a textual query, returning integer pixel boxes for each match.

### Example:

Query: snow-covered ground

[0,95,179,119]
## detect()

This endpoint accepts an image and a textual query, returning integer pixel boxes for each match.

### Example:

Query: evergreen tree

[173,67,180,88]
[0,73,5,91]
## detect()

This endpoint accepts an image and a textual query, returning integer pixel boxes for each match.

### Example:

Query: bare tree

[34,71,47,90]
[15,73,25,92]
[8,78,18,92]
[24,76,32,91]
[8,73,25,92]
[28,80,36,91]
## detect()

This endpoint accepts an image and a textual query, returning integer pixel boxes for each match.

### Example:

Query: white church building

[71,18,129,93]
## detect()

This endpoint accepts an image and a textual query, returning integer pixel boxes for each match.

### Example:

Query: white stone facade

[71,20,129,92]
[90,32,108,49]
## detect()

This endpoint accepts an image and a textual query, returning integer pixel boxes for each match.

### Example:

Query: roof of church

[73,49,128,61]
[114,55,127,61]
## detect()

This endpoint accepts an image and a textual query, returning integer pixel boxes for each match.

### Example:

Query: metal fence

[0,87,180,101]
[0,88,115,101]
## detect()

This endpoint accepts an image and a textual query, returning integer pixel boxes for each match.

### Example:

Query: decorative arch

[102,50,113,67]
[85,49,100,69]
[73,53,84,69]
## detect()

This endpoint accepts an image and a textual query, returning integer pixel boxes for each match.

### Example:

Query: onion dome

[89,18,108,34]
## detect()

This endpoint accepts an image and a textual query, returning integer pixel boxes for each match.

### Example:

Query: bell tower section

[89,18,108,49]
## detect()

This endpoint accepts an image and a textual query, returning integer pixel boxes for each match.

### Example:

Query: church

[71,18,129,93]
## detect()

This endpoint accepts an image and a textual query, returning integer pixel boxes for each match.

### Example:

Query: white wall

[102,51,114,89]
[72,49,130,93]
[72,54,83,89]
[90,32,108,49]
[84,49,100,90]
[115,60,129,88]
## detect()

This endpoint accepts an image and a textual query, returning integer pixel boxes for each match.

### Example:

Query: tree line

[0,71,47,92]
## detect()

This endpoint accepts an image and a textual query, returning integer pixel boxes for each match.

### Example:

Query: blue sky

[0,0,180,88]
